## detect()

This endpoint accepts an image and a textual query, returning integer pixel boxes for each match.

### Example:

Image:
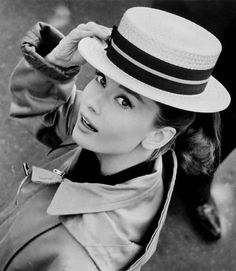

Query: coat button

[23,162,30,176]
[53,169,65,177]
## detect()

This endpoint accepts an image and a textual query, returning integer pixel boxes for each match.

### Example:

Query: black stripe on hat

[106,45,207,95]
[111,26,213,81]
[105,26,211,95]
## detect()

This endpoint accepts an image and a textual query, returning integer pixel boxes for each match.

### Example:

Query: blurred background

[0,0,236,270]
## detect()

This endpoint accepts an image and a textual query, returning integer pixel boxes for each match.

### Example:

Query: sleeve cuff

[21,21,80,82]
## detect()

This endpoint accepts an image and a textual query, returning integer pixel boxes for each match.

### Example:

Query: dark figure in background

[152,0,236,240]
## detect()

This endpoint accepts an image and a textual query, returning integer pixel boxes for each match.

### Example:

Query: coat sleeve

[9,22,81,148]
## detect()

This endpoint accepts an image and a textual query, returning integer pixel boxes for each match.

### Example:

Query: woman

[0,7,230,271]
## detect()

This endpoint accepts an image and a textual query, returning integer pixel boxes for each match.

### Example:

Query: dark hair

[152,102,221,176]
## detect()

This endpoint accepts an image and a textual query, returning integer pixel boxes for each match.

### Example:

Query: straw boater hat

[78,7,230,113]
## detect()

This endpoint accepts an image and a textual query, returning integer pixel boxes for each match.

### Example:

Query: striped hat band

[106,26,214,95]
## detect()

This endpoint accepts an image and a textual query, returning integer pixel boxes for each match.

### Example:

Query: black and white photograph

[0,0,235,270]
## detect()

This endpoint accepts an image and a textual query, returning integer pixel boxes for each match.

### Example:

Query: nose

[88,104,97,114]
[86,92,103,115]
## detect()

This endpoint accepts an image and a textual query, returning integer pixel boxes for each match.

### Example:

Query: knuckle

[70,28,78,36]
[86,21,96,27]
[76,23,86,30]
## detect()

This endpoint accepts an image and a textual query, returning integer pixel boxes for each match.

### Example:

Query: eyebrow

[119,84,145,103]
[96,69,145,103]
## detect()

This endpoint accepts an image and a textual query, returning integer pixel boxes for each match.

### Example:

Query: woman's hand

[46,22,111,68]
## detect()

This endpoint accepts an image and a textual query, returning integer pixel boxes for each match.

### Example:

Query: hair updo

[152,102,221,176]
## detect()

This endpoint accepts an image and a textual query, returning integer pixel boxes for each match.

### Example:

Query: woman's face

[72,70,160,155]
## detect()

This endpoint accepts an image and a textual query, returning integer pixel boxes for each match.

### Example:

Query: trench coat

[0,22,177,271]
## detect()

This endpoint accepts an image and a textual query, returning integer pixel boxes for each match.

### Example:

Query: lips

[80,114,98,132]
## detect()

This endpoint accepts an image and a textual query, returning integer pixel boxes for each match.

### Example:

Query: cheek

[100,115,151,147]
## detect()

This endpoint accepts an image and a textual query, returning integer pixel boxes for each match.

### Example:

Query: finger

[78,21,109,31]
[62,22,111,49]
[77,22,111,40]
[69,28,109,44]
[91,28,111,40]
[64,28,92,43]
[86,21,111,34]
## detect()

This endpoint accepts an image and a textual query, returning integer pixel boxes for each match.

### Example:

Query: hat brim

[78,37,230,113]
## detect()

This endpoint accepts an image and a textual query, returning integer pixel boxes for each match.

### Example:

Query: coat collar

[30,154,164,215]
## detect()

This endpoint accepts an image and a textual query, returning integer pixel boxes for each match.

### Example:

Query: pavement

[0,0,235,270]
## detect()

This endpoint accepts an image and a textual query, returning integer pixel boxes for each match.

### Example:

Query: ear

[142,127,176,151]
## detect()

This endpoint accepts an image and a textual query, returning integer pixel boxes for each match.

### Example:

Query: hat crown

[118,7,222,70]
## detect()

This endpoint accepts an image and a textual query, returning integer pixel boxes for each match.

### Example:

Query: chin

[72,127,86,147]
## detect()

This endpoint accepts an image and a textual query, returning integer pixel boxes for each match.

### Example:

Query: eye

[115,96,133,109]
[95,71,106,87]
